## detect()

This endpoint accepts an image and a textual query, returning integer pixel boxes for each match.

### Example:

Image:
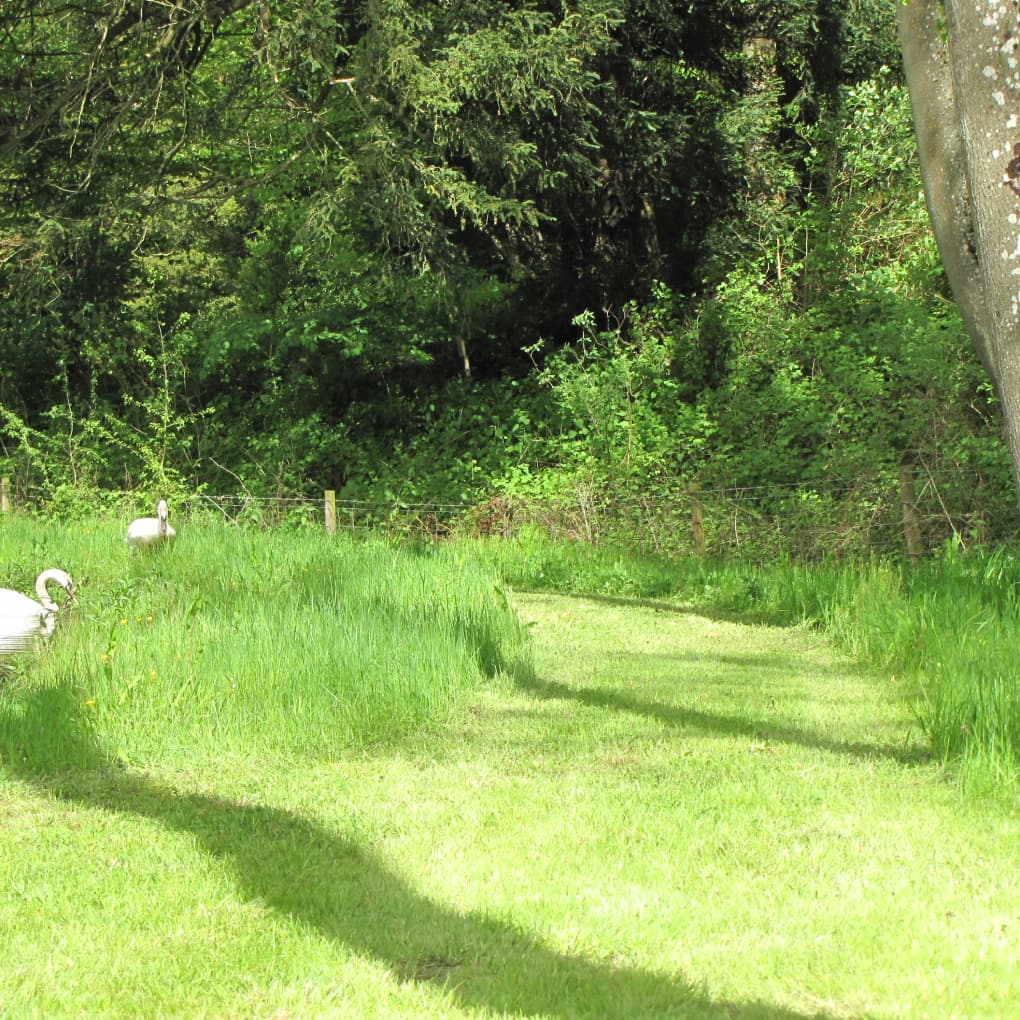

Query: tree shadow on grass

[515,590,793,626]
[1,684,834,1020]
[514,591,927,765]
[516,672,929,767]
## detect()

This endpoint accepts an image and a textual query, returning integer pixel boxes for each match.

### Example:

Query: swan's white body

[126,499,177,551]
[0,568,76,654]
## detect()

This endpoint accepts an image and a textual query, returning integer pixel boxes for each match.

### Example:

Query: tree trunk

[898,0,1020,505]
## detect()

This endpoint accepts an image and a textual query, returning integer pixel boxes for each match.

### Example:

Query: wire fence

[2,469,1016,562]
[180,476,1016,562]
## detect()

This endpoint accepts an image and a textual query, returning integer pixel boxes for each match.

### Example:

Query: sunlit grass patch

[467,527,1020,789]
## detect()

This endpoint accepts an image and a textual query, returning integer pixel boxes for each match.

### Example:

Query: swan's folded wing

[0,608,49,653]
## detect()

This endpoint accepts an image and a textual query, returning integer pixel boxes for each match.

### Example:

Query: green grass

[3,517,1020,1016]
[3,590,1020,1017]
[469,527,1020,790]
[1,515,526,766]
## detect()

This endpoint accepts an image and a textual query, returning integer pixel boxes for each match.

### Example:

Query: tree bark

[898,1,1020,503]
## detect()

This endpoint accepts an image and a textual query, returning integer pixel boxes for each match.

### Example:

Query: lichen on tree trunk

[898,0,1020,506]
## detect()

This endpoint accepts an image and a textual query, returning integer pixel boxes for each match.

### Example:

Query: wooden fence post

[324,489,336,535]
[690,484,704,557]
[899,462,923,564]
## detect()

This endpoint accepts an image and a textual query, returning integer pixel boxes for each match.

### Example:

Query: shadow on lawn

[516,672,929,767]
[1,684,833,1020]
[516,590,795,626]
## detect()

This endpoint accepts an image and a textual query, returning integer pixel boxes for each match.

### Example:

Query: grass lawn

[3,588,1019,1018]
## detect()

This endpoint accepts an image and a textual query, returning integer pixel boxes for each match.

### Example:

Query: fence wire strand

[1,472,1014,560]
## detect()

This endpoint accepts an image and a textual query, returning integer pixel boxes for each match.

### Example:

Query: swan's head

[157,499,170,533]
[51,569,75,603]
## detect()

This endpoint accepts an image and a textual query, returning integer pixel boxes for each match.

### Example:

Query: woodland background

[0,0,1010,559]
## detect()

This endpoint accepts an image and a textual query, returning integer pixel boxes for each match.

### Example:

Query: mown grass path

[500,594,1020,1018]
[3,592,1020,1018]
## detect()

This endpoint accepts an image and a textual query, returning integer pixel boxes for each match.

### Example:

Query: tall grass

[0,516,528,770]
[467,523,847,623]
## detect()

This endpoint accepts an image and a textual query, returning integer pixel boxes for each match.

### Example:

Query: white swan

[0,568,76,654]
[126,498,177,551]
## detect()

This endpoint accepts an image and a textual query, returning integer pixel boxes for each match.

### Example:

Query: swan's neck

[34,571,66,613]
